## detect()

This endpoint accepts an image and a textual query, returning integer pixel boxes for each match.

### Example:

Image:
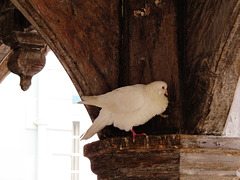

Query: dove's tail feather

[80,110,112,140]
[78,96,100,107]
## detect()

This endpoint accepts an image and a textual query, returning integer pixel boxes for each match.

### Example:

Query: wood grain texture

[84,135,240,179]
[183,0,240,134]
[11,0,120,95]
[120,0,183,135]
[85,135,181,180]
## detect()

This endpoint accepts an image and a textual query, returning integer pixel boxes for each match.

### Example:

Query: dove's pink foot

[131,129,146,142]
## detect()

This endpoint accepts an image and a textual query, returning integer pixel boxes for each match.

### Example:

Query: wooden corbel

[3,31,47,91]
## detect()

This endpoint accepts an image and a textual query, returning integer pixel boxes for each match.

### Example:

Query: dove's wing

[82,84,146,113]
[103,84,145,113]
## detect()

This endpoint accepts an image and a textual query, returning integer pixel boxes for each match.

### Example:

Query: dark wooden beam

[119,0,182,135]
[183,0,240,135]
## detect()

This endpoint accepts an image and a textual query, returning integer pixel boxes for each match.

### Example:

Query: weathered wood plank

[183,0,240,134]
[180,149,240,172]
[180,135,240,150]
[180,175,237,180]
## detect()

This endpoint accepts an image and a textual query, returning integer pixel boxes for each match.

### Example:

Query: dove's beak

[165,90,168,96]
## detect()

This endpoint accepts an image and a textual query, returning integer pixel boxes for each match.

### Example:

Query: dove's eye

[162,86,165,90]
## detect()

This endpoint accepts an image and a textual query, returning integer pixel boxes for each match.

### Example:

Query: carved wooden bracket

[3,31,47,90]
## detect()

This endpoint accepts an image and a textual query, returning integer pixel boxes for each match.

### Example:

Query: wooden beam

[183,0,240,134]
[0,44,12,83]
[0,43,11,63]
[119,0,183,135]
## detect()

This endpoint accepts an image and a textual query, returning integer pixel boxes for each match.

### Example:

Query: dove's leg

[131,129,146,142]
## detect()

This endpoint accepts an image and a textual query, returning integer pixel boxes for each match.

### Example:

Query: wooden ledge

[84,135,240,179]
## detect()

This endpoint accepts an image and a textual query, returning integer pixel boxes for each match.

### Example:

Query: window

[72,121,80,180]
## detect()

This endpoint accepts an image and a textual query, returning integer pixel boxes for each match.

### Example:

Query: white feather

[80,109,112,140]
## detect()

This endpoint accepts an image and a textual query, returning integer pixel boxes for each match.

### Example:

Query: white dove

[79,81,168,141]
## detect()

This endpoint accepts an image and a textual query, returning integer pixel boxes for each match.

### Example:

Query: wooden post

[119,0,182,136]
[183,0,240,134]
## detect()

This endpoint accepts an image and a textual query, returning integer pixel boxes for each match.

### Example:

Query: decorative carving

[3,31,46,90]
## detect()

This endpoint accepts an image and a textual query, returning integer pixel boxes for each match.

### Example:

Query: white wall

[0,51,97,180]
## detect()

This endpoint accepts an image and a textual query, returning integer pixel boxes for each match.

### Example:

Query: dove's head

[147,81,168,97]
